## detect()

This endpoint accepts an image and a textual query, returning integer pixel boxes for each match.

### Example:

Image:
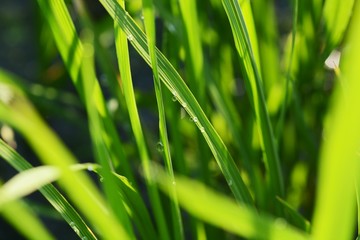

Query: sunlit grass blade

[311,2,360,239]
[80,42,135,238]
[36,0,134,182]
[0,138,97,240]
[142,0,184,238]
[114,1,170,239]
[36,0,135,235]
[0,82,128,239]
[322,0,355,54]
[221,0,284,206]
[0,191,55,240]
[153,166,310,240]
[0,166,61,207]
[276,197,310,232]
[99,0,254,206]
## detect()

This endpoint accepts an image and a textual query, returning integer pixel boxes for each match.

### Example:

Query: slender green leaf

[114,1,169,239]
[154,167,310,240]
[99,0,254,206]
[0,192,55,240]
[142,0,184,238]
[221,0,284,205]
[0,139,97,240]
[311,2,360,239]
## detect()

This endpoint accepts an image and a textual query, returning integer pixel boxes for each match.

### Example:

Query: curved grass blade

[0,190,55,240]
[36,0,134,182]
[0,166,60,207]
[0,82,128,239]
[114,1,169,239]
[99,0,253,206]
[142,0,184,239]
[153,166,310,240]
[311,2,360,239]
[0,139,97,240]
[322,0,355,55]
[36,0,135,235]
[221,0,284,204]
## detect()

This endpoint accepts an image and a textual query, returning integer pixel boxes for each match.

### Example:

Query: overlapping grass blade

[99,0,253,206]
[311,2,360,239]
[114,1,169,239]
[142,0,183,238]
[154,167,310,240]
[0,192,55,240]
[0,166,61,207]
[322,0,355,54]
[0,81,128,239]
[0,139,97,240]
[36,0,135,236]
[221,0,284,205]
[36,0,134,182]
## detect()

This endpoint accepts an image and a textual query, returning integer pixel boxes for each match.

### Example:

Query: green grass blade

[80,41,135,239]
[154,166,310,240]
[178,0,205,104]
[0,139,97,239]
[0,166,60,207]
[99,0,254,206]
[221,0,284,204]
[322,0,355,54]
[36,0,134,182]
[311,2,360,239]
[142,0,184,239]
[114,1,170,239]
[0,191,55,240]
[36,0,135,235]
[0,82,128,239]
[252,0,281,96]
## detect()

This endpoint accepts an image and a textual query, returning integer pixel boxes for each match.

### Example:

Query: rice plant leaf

[221,0,284,203]
[276,197,310,232]
[0,81,128,239]
[322,0,355,54]
[0,192,55,240]
[0,166,60,207]
[311,2,360,239]
[142,0,184,238]
[153,166,310,240]
[114,1,169,239]
[36,0,134,181]
[99,0,254,206]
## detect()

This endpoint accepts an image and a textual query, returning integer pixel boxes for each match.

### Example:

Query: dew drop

[192,117,198,123]
[70,222,80,235]
[182,102,187,108]
[127,34,134,41]
[172,181,176,185]
[199,126,205,133]
[228,180,233,186]
[82,237,88,240]
[156,142,164,152]
[171,90,178,102]
[100,176,104,182]
[140,15,144,20]
[87,165,94,172]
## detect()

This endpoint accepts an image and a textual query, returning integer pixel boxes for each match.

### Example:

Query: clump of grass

[0,0,359,239]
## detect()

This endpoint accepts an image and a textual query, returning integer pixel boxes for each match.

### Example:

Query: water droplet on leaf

[156,142,164,152]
